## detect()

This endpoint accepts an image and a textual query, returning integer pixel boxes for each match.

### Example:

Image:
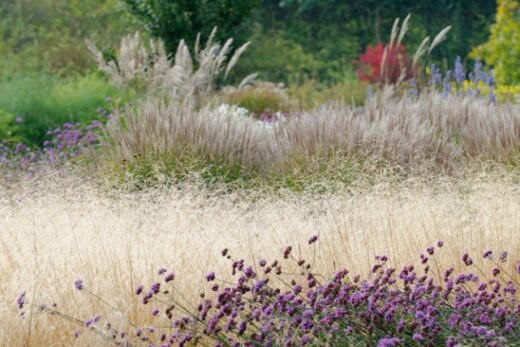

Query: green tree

[471,0,520,85]
[122,0,260,54]
[0,0,134,75]
[250,0,496,81]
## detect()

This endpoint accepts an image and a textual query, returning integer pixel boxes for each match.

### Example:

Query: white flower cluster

[213,104,287,130]
[214,104,251,119]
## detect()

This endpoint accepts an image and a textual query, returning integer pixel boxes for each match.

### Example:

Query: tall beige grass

[104,92,520,172]
[90,31,519,175]
[1,173,519,346]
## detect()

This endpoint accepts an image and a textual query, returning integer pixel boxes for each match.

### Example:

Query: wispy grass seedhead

[88,28,251,108]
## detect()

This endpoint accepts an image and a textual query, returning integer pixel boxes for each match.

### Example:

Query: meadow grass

[1,29,520,346]
[1,171,519,346]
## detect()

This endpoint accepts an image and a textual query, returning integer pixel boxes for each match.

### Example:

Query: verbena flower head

[24,236,520,346]
[74,279,84,291]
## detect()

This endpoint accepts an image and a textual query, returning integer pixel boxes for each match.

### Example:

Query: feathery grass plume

[238,73,258,89]
[101,87,519,179]
[379,14,451,86]
[88,27,251,108]
[397,13,411,46]
[91,26,518,180]
[413,37,430,68]
[429,26,452,54]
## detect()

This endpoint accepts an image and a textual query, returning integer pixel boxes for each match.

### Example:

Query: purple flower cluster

[42,120,103,164]
[0,119,103,172]
[408,57,496,103]
[22,236,520,346]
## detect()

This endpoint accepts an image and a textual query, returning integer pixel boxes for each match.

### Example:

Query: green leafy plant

[0,73,121,145]
[122,0,259,54]
[0,110,23,144]
[471,0,520,85]
[220,81,290,113]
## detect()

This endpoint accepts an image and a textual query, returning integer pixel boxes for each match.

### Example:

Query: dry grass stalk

[102,91,520,172]
[1,174,519,345]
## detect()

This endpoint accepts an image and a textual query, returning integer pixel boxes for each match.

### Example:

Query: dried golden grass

[1,172,519,345]
[103,92,520,173]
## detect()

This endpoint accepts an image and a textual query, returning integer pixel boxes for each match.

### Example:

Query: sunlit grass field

[1,171,519,346]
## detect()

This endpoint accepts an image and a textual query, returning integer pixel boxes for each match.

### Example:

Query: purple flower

[283,246,292,259]
[412,333,423,341]
[462,253,473,266]
[150,282,161,294]
[302,309,314,319]
[158,268,167,275]
[377,337,401,347]
[454,56,465,85]
[206,272,216,282]
[16,291,26,309]
[164,272,175,283]
[308,235,318,244]
[74,279,84,291]
[135,285,144,295]
[483,250,492,259]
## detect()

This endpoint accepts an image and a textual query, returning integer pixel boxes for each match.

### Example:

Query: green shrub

[232,26,317,84]
[471,0,520,85]
[288,78,367,111]
[220,82,290,113]
[0,110,23,144]
[0,0,135,76]
[0,73,122,145]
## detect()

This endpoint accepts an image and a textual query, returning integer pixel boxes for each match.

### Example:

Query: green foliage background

[0,0,507,146]
[471,0,520,85]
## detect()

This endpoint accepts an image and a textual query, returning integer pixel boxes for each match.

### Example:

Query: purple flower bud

[150,282,161,294]
[412,333,423,341]
[283,246,292,259]
[206,272,216,282]
[16,291,26,310]
[164,272,175,283]
[74,279,84,291]
[158,268,167,275]
[308,235,318,244]
[135,285,144,295]
[302,309,314,319]
[377,337,401,347]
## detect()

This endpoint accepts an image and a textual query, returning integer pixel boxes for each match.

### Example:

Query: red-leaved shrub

[355,42,414,84]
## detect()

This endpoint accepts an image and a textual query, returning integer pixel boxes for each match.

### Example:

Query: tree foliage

[238,0,496,82]
[471,0,520,85]
[122,0,259,54]
[0,0,134,75]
